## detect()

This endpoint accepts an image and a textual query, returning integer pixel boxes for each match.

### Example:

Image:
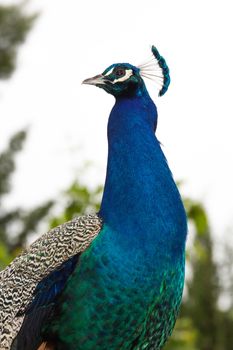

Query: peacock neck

[99,90,187,257]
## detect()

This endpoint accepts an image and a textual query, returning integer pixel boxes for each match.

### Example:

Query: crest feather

[138,46,171,96]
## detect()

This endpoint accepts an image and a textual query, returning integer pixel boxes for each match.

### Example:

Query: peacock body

[0,46,187,350]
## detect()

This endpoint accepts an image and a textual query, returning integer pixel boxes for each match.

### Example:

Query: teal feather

[151,46,171,96]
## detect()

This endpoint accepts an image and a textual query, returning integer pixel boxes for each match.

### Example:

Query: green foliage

[0,130,27,246]
[185,201,220,350]
[185,199,209,236]
[0,131,53,268]
[50,181,103,227]
[0,130,26,198]
[0,2,52,270]
[0,2,37,78]
[0,241,13,269]
[164,317,198,350]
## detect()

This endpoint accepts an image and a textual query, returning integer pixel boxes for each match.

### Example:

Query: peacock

[0,46,187,350]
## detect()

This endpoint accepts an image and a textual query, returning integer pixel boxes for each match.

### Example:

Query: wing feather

[0,214,102,349]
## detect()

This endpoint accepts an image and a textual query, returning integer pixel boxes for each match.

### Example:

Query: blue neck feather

[99,85,187,260]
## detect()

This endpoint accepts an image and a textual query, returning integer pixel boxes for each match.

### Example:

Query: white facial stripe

[112,69,133,84]
[104,67,114,76]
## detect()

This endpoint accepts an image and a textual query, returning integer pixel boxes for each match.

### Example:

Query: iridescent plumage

[0,46,187,350]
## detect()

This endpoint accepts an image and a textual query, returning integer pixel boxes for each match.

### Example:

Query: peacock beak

[82,74,106,86]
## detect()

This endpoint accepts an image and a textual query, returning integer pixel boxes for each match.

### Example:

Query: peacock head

[82,46,170,98]
[83,63,144,98]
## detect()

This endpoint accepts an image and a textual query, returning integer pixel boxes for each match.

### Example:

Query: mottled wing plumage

[11,255,80,350]
[0,214,102,349]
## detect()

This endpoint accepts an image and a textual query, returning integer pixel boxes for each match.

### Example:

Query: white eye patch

[103,68,133,84]
[112,69,133,83]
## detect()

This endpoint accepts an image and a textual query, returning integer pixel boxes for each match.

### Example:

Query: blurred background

[0,1,233,349]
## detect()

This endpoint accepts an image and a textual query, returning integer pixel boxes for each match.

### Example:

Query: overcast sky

[1,0,233,238]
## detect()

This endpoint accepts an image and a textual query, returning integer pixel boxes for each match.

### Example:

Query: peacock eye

[115,68,125,77]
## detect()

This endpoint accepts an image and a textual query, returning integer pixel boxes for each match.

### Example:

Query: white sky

[0,0,233,239]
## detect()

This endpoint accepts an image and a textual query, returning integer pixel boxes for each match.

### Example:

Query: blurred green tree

[165,199,233,350]
[0,2,53,269]
[184,201,220,350]
[50,180,102,228]
[217,237,233,350]
[164,317,198,350]
[0,130,53,269]
[0,2,37,78]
